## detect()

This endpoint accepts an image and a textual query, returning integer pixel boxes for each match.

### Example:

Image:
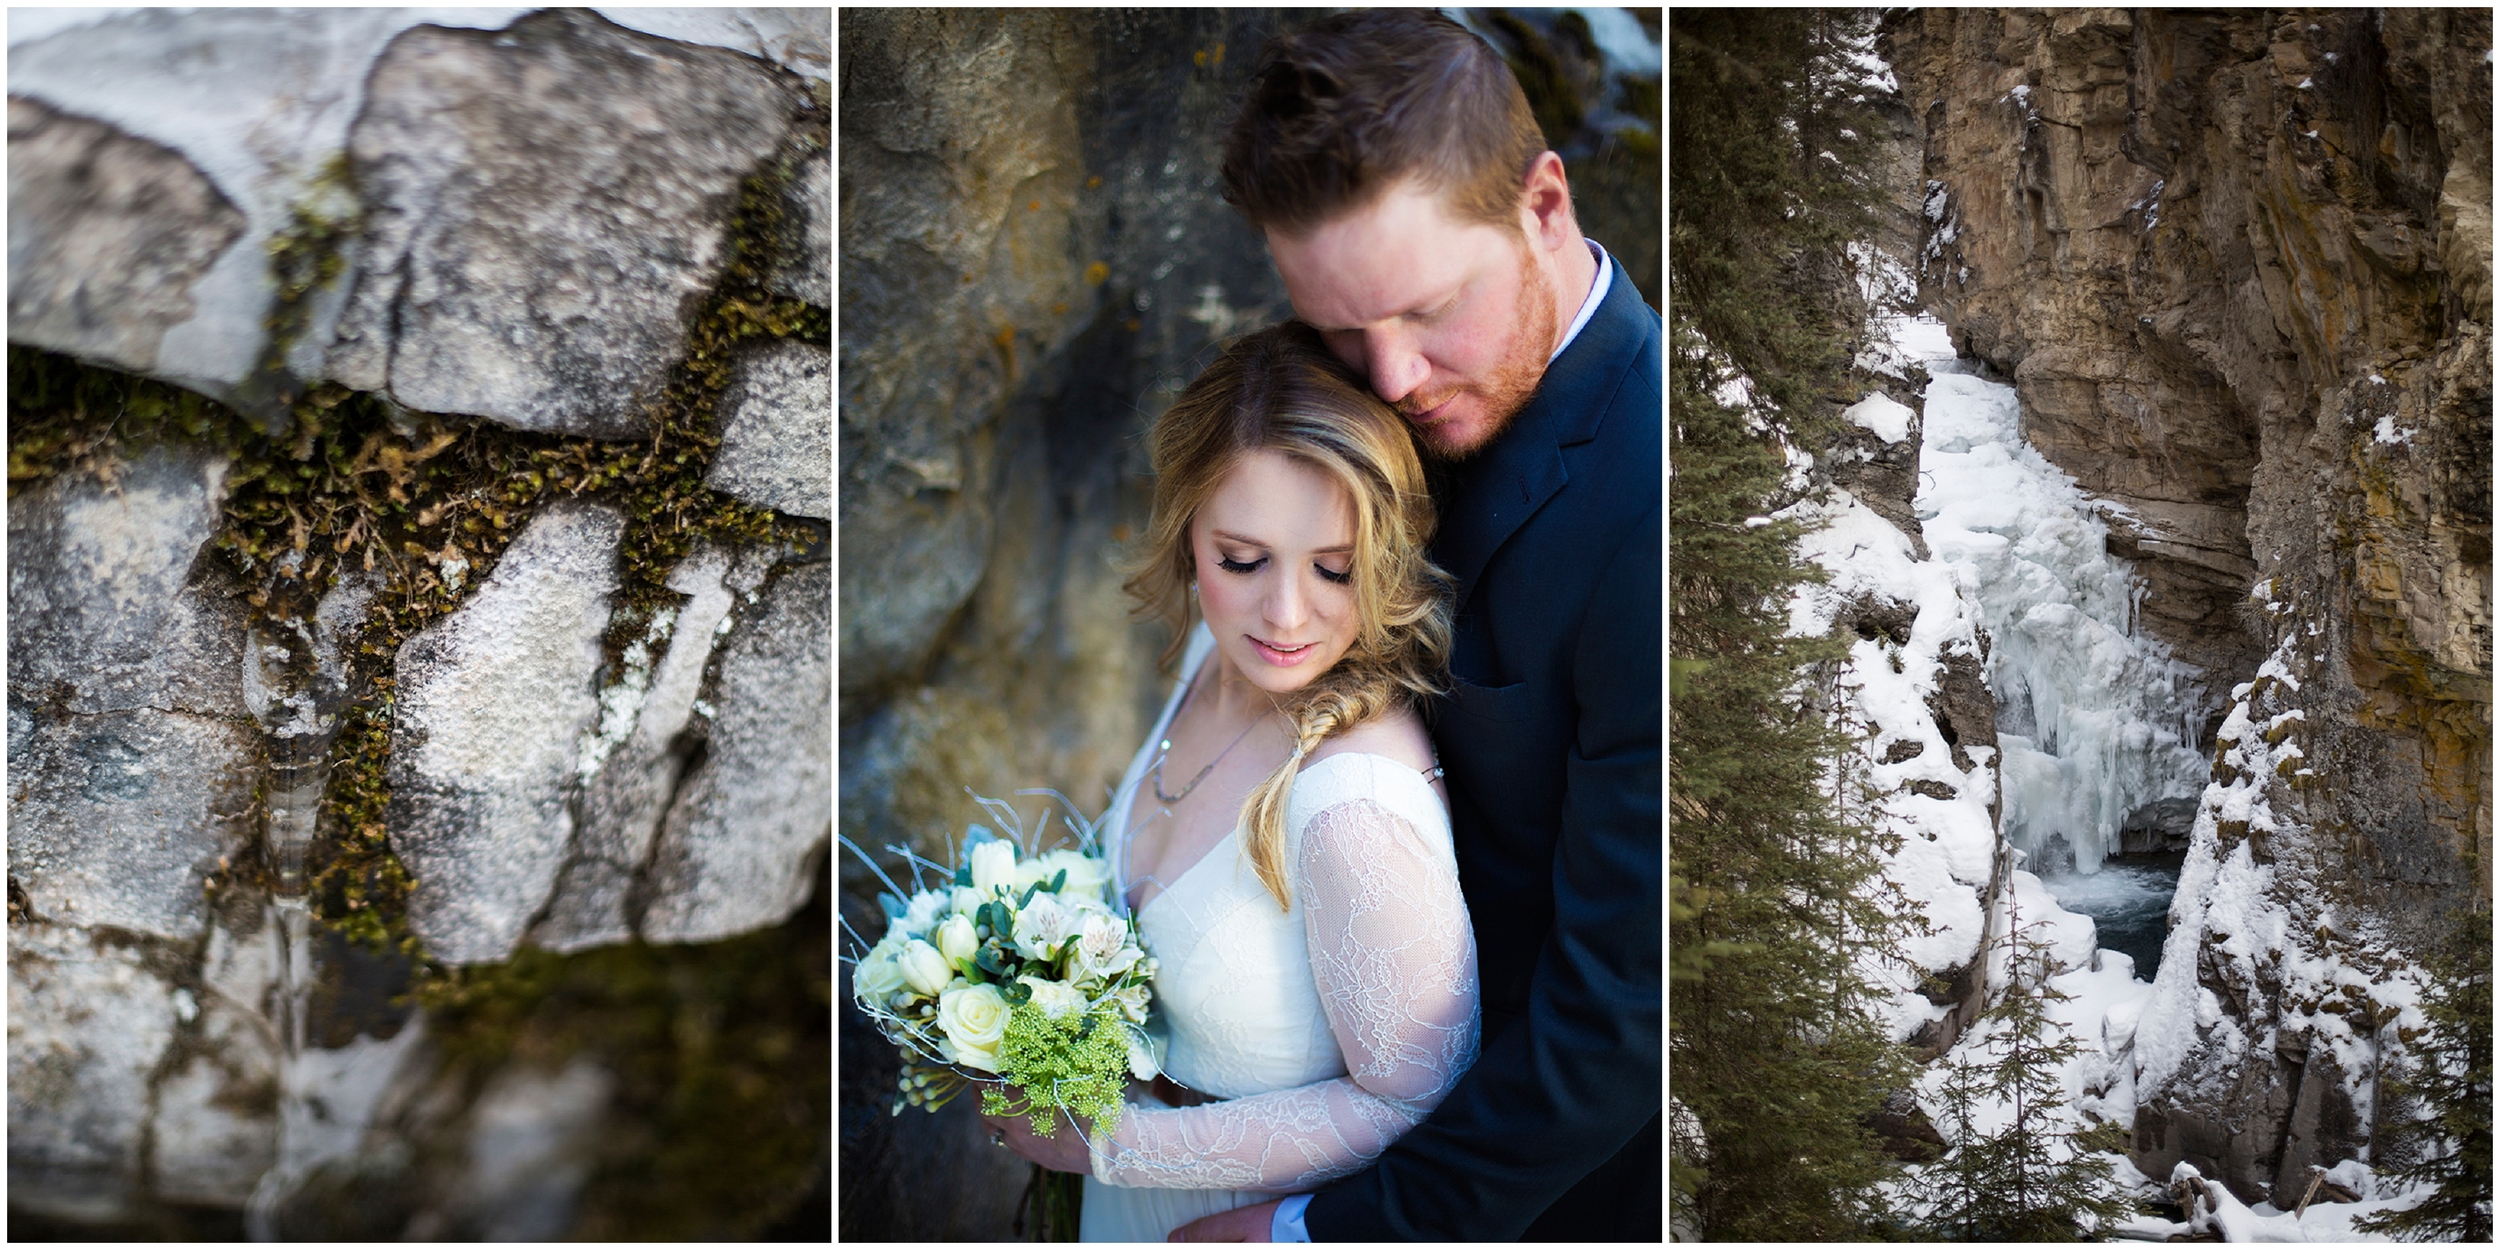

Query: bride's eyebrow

[1211,529,1353,555]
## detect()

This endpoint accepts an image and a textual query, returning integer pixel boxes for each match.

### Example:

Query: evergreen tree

[1667,8,1915,1239]
[1912,899,2135,1241]
[2358,905,2493,1242]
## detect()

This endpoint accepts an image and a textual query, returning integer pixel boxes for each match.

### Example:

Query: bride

[983,321,1481,1241]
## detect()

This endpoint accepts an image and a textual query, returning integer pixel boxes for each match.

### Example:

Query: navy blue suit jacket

[1304,253,1663,1240]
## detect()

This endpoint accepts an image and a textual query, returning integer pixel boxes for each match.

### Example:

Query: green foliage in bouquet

[982,1001,1137,1139]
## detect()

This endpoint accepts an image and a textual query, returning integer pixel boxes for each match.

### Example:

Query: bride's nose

[1262,571,1312,630]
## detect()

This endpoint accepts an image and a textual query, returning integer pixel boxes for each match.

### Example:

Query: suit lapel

[1435,409,1567,615]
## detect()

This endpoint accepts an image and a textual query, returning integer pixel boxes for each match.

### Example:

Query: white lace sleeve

[1088,797,1481,1191]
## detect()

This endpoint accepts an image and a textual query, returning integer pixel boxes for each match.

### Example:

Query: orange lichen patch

[1084,261,1110,286]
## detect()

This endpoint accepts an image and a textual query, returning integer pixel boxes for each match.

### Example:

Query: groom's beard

[1399,254,1562,462]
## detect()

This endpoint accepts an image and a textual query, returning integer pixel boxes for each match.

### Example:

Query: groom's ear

[1518,151,1577,250]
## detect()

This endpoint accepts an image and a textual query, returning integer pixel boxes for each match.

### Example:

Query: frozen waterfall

[1911,347,2210,875]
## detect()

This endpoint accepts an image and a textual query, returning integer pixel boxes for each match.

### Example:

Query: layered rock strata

[1887,7,2491,1206]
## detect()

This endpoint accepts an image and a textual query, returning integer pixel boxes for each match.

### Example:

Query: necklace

[1150,670,1270,805]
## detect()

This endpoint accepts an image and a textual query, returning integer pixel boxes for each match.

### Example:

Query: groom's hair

[1221,10,1547,237]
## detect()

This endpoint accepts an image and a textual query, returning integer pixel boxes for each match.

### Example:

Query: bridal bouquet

[850,795,1161,1139]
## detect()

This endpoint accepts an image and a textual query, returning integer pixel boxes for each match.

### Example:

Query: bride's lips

[1250,636,1320,667]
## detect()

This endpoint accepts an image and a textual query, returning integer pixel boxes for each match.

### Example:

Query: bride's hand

[980,1097,1095,1175]
[1169,1199,1279,1241]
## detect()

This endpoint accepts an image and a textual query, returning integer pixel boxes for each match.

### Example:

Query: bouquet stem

[1013,1164,1082,1241]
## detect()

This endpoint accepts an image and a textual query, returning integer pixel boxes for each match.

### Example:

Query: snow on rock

[2129,621,2427,1200]
[1843,392,1917,445]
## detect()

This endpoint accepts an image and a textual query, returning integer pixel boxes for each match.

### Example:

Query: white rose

[1018,974,1088,1020]
[1012,892,1080,963]
[1012,855,1056,894]
[935,913,980,973]
[937,983,1011,1073]
[1037,849,1114,905]
[854,940,909,1005]
[1110,982,1152,1025]
[970,840,1020,896]
[1070,912,1141,982]
[899,939,954,998]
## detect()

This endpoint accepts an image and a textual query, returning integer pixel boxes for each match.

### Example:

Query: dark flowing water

[2041,854,2184,982]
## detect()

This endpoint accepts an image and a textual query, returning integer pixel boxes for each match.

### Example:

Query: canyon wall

[1887,8,2490,1207]
[10,9,830,1236]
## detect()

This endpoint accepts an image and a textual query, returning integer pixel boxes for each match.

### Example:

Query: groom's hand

[1169,1199,1279,1241]
[981,1105,1094,1175]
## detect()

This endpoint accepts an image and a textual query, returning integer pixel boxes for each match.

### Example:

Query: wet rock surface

[2119,797,2200,856]
[327,10,797,439]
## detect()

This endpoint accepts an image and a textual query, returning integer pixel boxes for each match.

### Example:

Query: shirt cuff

[1272,1193,1315,1242]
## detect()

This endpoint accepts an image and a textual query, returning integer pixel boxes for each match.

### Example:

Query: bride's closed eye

[1219,554,1353,585]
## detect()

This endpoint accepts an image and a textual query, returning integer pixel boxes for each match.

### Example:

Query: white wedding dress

[1078,623,1480,1242]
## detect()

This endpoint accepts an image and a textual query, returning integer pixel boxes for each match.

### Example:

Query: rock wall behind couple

[836,8,1660,1240]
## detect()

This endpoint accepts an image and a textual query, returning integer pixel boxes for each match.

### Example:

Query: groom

[1179,10,1661,1241]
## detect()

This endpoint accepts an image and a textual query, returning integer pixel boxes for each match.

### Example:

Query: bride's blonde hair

[1122,321,1453,909]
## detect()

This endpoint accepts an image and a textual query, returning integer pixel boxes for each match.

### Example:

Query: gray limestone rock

[530,543,762,952]
[7,708,257,940]
[8,443,248,718]
[770,149,830,307]
[6,920,182,1221]
[150,996,280,1206]
[642,561,830,943]
[6,96,247,376]
[706,339,830,519]
[326,9,797,439]
[388,502,624,966]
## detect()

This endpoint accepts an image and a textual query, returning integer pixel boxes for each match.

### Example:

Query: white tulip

[935,913,980,972]
[970,840,1020,896]
[899,939,954,998]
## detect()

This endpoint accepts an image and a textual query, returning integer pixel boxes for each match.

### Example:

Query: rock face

[328,10,797,439]
[389,503,626,965]
[641,562,832,943]
[6,96,247,374]
[2117,796,2198,856]
[1888,8,2491,1206]
[8,445,256,939]
[5,7,825,425]
[707,339,831,519]
[9,8,831,1232]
